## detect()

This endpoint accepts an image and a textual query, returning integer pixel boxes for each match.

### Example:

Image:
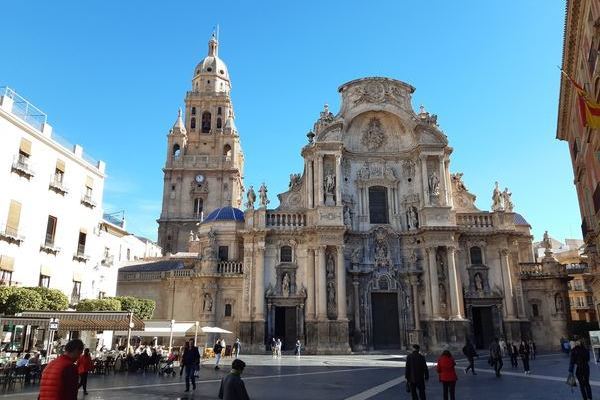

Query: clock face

[195,174,204,184]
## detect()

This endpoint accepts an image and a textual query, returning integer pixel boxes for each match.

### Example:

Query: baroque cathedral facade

[118,35,570,353]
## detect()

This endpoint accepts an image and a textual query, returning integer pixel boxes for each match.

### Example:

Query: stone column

[255,244,265,320]
[298,304,305,337]
[500,248,516,318]
[308,160,314,208]
[317,155,324,206]
[336,246,347,320]
[316,246,327,319]
[444,158,453,208]
[427,247,441,318]
[420,156,429,206]
[352,278,361,333]
[422,260,433,317]
[306,248,316,320]
[410,275,421,330]
[438,157,447,206]
[335,155,342,206]
[447,246,464,319]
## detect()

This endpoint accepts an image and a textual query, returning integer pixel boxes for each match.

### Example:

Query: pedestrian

[39,338,84,400]
[182,341,200,392]
[218,359,250,400]
[294,339,302,358]
[233,338,241,359]
[276,338,282,358]
[569,340,593,400]
[489,337,503,377]
[405,344,428,400]
[499,337,507,357]
[519,340,531,374]
[436,350,457,400]
[529,339,537,360]
[510,342,519,368]
[16,353,31,383]
[462,339,477,375]
[214,339,224,370]
[77,348,93,395]
[271,338,277,358]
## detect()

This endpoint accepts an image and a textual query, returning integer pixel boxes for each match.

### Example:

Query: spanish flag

[561,69,600,129]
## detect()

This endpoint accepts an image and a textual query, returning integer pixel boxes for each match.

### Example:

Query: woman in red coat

[436,350,458,400]
[77,348,93,395]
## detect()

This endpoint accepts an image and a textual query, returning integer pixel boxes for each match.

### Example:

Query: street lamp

[168,319,175,354]
[194,321,199,347]
[126,311,134,355]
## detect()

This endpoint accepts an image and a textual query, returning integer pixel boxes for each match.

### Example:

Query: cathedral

[117,35,570,353]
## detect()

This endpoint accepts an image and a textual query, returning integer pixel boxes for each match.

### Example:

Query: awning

[0,316,50,328]
[20,311,144,331]
[114,320,197,337]
[200,326,233,334]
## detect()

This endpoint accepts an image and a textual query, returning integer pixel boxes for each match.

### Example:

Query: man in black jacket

[405,344,429,400]
[183,340,200,392]
[219,359,250,400]
[462,339,478,375]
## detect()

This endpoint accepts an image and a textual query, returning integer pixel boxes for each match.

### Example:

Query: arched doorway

[366,273,408,349]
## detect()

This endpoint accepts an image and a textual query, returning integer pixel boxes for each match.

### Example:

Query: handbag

[566,373,577,387]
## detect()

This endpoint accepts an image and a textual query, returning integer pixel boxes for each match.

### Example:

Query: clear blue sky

[1,0,577,243]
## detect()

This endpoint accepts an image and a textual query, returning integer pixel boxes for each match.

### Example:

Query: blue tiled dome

[203,206,245,223]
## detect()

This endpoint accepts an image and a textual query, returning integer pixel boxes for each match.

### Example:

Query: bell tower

[157,33,245,254]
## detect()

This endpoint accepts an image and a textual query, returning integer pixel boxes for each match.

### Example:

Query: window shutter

[55,159,65,172]
[19,138,32,155]
[85,176,93,189]
[40,265,53,276]
[6,200,22,233]
[73,271,83,282]
[0,256,15,271]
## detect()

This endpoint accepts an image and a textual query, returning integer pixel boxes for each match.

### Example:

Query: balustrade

[217,261,243,274]
[265,212,306,228]
[456,213,494,228]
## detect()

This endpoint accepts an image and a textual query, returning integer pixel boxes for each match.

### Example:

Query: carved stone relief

[361,117,387,151]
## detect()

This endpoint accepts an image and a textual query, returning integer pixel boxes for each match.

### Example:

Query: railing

[266,212,307,228]
[74,244,89,261]
[0,221,25,243]
[566,263,589,274]
[101,255,114,266]
[519,262,567,278]
[217,261,243,274]
[70,294,80,304]
[11,154,34,177]
[456,213,493,228]
[1,86,47,130]
[81,193,96,208]
[169,155,234,169]
[48,173,68,193]
[171,269,192,278]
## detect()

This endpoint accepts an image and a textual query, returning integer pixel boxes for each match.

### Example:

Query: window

[216,118,222,129]
[191,107,196,115]
[71,281,81,303]
[280,246,292,262]
[218,107,222,115]
[218,246,229,261]
[39,274,50,288]
[45,216,57,247]
[0,270,12,285]
[223,144,232,158]
[368,186,388,224]
[469,247,483,265]
[172,144,181,159]
[85,176,93,199]
[193,198,203,218]
[0,256,14,285]
[201,112,211,133]
[98,291,106,299]
[171,184,176,191]
[224,304,232,317]
[18,138,31,163]
[5,200,22,236]
[77,231,87,256]
[190,117,196,130]
[126,248,131,261]
[532,304,539,317]
[54,160,65,183]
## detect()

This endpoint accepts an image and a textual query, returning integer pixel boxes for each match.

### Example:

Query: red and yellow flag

[561,69,600,129]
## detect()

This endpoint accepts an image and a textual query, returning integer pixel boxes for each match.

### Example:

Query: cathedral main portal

[371,292,401,349]
[274,306,298,351]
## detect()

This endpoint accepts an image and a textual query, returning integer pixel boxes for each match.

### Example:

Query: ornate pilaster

[438,156,447,206]
[336,245,347,320]
[352,278,361,334]
[499,248,516,319]
[420,156,429,207]
[427,247,442,318]
[446,246,464,319]
[335,155,342,206]
[317,155,324,206]
[316,246,327,319]
[410,274,421,330]
[255,243,265,320]
[306,247,316,320]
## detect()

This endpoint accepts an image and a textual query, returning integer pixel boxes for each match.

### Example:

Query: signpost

[46,318,59,358]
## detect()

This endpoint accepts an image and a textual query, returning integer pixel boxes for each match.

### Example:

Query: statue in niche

[502,187,514,212]
[265,283,275,297]
[474,273,484,292]
[384,164,396,180]
[189,230,194,243]
[409,249,418,269]
[258,183,269,207]
[402,160,416,179]
[298,285,307,298]
[439,284,447,307]
[246,185,256,209]
[203,293,213,312]
[282,273,290,297]
[375,239,387,261]
[492,181,503,211]
[406,206,419,230]
[324,173,336,195]
[343,205,352,226]
[327,281,336,308]
[326,252,335,278]
[555,293,564,312]
[429,171,440,198]
[351,248,362,265]
[436,250,446,280]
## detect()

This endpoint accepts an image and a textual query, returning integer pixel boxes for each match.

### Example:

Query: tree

[75,298,121,312]
[113,296,155,319]
[2,288,43,315]
[26,287,69,311]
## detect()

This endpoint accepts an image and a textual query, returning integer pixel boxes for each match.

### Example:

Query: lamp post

[168,319,175,354]
[126,311,134,355]
[194,321,199,346]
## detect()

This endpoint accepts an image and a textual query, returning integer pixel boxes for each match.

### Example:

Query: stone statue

[289,173,302,190]
[189,230,194,242]
[402,160,416,179]
[406,206,418,230]
[474,273,484,292]
[555,294,564,312]
[246,185,256,209]
[436,250,446,280]
[203,293,213,312]
[327,281,336,307]
[282,273,290,297]
[492,181,503,211]
[451,173,467,192]
[502,187,514,212]
[326,252,335,278]
[265,283,275,297]
[351,247,361,265]
[384,164,395,180]
[439,284,447,307]
[324,173,336,195]
[343,205,352,226]
[258,182,269,207]
[428,171,440,197]
[409,249,418,269]
[543,230,552,250]
[298,285,307,297]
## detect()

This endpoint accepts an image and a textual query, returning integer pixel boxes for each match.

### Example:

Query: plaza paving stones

[1,352,597,399]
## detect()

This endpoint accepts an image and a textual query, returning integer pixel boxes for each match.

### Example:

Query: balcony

[11,155,34,179]
[217,261,244,274]
[81,193,96,208]
[456,213,494,229]
[0,222,25,245]
[73,245,89,262]
[101,255,114,267]
[48,173,68,195]
[519,262,567,279]
[40,234,60,255]
[266,212,307,229]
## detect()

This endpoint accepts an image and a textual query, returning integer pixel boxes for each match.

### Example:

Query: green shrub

[75,298,122,312]
[26,287,69,311]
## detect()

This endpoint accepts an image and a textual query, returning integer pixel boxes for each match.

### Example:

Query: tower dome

[192,33,230,93]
